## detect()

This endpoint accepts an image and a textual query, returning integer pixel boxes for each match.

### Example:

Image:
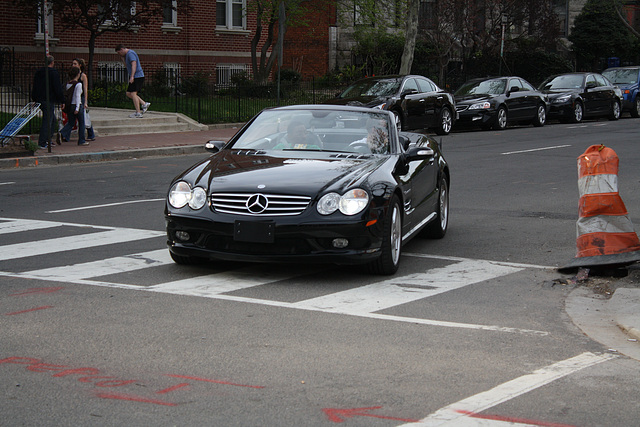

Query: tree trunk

[399,0,419,74]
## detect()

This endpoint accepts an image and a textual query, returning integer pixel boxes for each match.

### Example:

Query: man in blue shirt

[115,44,150,118]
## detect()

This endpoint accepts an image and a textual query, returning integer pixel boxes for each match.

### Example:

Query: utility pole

[499,13,506,76]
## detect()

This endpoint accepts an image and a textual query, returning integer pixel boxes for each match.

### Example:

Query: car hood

[454,93,495,104]
[325,95,387,108]
[540,89,578,98]
[180,150,388,196]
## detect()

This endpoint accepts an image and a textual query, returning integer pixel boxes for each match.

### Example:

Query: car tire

[392,110,403,132]
[434,107,453,135]
[421,174,449,239]
[570,102,583,123]
[609,100,621,120]
[170,250,205,265]
[493,106,508,130]
[367,195,402,275]
[532,103,546,127]
[632,97,640,118]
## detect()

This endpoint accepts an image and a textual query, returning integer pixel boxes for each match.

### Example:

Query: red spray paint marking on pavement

[95,392,178,406]
[456,410,577,427]
[10,287,64,296]
[156,383,190,394]
[5,306,53,315]
[166,374,265,389]
[322,406,418,423]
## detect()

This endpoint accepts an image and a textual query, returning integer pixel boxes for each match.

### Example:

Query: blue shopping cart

[0,102,41,146]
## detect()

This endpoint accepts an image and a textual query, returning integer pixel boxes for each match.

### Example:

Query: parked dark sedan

[324,75,456,135]
[602,66,640,117]
[165,105,450,275]
[539,72,622,123]
[454,76,548,130]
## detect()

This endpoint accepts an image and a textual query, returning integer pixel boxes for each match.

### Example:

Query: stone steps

[86,108,208,136]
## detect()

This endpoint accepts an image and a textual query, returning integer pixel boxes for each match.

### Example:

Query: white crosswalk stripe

[292,260,522,314]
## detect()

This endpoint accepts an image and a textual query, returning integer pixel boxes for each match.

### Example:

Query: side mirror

[404,146,434,162]
[507,86,519,96]
[205,140,226,153]
[585,82,597,90]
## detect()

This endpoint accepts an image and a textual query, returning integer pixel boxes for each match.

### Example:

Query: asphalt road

[1,117,640,426]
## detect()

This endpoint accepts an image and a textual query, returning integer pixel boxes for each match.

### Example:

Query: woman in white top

[72,58,95,141]
[60,66,88,146]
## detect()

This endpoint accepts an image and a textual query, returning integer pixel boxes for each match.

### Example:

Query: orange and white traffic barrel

[560,145,640,271]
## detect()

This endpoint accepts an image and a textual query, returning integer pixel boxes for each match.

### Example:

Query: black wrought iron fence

[89,70,346,124]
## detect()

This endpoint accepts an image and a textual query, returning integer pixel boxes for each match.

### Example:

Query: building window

[163,0,177,26]
[35,3,54,38]
[217,0,245,30]
[163,62,182,92]
[97,61,127,83]
[98,1,137,27]
[217,64,248,87]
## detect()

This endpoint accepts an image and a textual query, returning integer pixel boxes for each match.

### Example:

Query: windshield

[540,74,584,90]
[339,78,402,98]
[602,68,639,85]
[231,109,392,155]
[455,79,507,96]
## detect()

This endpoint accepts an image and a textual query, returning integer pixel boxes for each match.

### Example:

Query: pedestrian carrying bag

[64,81,80,116]
[84,109,91,128]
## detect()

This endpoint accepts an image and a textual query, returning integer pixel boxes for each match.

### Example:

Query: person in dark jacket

[32,55,64,148]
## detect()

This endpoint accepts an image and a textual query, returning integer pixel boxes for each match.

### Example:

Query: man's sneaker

[142,102,151,113]
[129,112,143,118]
[78,142,89,146]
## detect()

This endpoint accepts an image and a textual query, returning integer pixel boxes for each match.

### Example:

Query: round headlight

[189,187,207,210]
[317,193,340,215]
[339,188,369,215]
[168,181,191,208]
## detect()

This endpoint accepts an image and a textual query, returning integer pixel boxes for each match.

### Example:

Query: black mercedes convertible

[165,105,449,275]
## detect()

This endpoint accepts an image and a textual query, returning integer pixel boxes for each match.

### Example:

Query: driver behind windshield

[273,120,320,150]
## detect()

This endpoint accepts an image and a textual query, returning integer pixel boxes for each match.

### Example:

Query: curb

[0,145,207,169]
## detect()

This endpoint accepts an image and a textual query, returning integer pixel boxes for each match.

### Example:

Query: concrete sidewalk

[0,123,242,169]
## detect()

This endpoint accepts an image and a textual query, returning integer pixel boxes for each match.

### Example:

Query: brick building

[0,0,338,84]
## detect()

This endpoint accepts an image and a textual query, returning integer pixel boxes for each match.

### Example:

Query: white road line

[0,228,164,261]
[292,260,522,313]
[46,198,165,213]
[0,218,65,235]
[16,249,171,280]
[399,352,617,426]
[404,253,553,270]
[149,266,323,296]
[0,181,15,186]
[501,145,571,155]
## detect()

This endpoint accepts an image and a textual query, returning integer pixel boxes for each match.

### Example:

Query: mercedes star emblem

[246,194,269,214]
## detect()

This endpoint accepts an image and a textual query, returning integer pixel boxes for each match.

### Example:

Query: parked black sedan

[165,105,450,275]
[454,76,548,130]
[538,72,622,123]
[324,75,456,135]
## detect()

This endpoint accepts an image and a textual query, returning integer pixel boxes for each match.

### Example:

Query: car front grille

[210,193,312,216]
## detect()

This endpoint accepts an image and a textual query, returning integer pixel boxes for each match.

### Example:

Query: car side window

[520,80,535,91]
[403,78,420,94]
[417,78,436,92]
[586,75,597,87]
[508,79,524,91]
[594,74,608,87]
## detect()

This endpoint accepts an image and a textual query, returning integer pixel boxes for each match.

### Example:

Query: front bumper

[546,102,573,119]
[165,213,385,265]
[455,108,496,127]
